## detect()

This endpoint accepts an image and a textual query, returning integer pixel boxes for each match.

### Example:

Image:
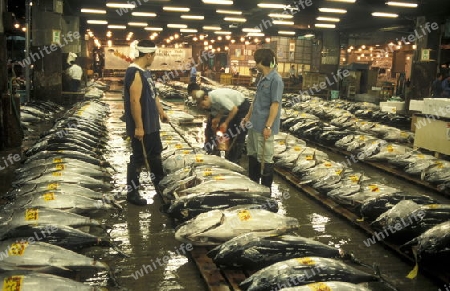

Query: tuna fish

[278,281,372,291]
[163,154,245,174]
[175,207,299,246]
[239,257,379,291]
[0,272,106,291]
[208,233,343,269]
[167,193,279,221]
[0,239,109,272]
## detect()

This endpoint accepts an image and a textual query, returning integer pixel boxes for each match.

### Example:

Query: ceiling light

[128,22,148,27]
[386,1,418,8]
[304,33,315,37]
[315,23,336,28]
[273,20,295,25]
[372,12,398,17]
[87,20,108,25]
[245,41,250,45]
[217,36,222,40]
[203,26,221,30]
[268,13,294,19]
[247,32,265,37]
[278,31,295,35]
[258,3,287,9]
[106,2,136,8]
[108,25,126,29]
[81,8,106,14]
[131,12,157,17]
[202,0,233,4]
[317,16,340,22]
[216,9,242,15]
[214,31,232,35]
[318,8,347,13]
[242,28,261,33]
[180,28,198,33]
[265,37,271,42]
[181,15,204,20]
[163,7,190,12]
[224,17,246,22]
[225,35,231,40]
[145,27,164,31]
[167,24,188,28]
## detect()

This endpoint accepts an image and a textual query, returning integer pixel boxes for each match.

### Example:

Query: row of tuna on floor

[1,100,121,290]
[152,124,399,291]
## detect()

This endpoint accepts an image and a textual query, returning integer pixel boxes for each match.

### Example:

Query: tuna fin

[406,246,419,279]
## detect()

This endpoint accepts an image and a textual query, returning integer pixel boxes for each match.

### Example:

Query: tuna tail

[105,238,130,258]
[341,252,373,270]
[206,245,221,259]
[374,264,400,291]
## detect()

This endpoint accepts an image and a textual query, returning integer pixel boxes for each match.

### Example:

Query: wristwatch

[265,126,271,130]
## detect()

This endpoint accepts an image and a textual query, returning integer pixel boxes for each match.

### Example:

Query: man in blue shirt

[190,64,197,84]
[124,40,169,205]
[243,49,284,188]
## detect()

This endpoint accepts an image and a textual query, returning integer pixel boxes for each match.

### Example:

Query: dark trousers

[226,99,250,162]
[128,132,165,189]
[70,79,81,92]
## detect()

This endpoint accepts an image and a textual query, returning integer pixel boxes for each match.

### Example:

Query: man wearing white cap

[123,40,169,205]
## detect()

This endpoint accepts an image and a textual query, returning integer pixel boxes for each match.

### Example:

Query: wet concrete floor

[0,88,448,291]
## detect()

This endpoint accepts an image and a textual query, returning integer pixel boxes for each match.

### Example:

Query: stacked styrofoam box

[380,101,405,113]
[423,98,450,118]
[409,100,424,112]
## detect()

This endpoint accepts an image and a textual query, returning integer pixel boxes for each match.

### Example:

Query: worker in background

[66,61,83,92]
[124,40,169,205]
[431,73,444,97]
[441,75,450,98]
[289,65,297,84]
[243,48,284,188]
[190,64,197,84]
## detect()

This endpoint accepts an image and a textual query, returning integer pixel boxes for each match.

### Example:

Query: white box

[387,101,405,111]
[423,98,450,118]
[381,105,397,114]
[409,100,424,112]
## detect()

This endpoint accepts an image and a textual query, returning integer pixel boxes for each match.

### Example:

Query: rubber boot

[148,155,165,188]
[227,142,245,163]
[126,162,147,206]
[261,163,274,188]
[248,155,261,183]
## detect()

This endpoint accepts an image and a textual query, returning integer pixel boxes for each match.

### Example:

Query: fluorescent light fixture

[167,24,188,28]
[181,15,205,20]
[258,3,287,9]
[131,12,157,17]
[87,20,108,25]
[216,9,242,14]
[386,1,418,8]
[81,8,106,14]
[372,12,398,17]
[317,16,340,22]
[106,2,136,8]
[163,7,190,12]
[318,8,347,13]
[315,23,336,28]
[304,33,315,37]
[214,31,232,35]
[247,32,265,37]
[242,28,261,33]
[108,25,126,29]
[326,0,355,2]
[203,0,233,4]
[273,20,295,25]
[268,13,294,19]
[278,31,295,35]
[224,17,246,22]
[145,27,164,31]
[180,28,198,33]
[204,26,222,30]
[128,22,148,27]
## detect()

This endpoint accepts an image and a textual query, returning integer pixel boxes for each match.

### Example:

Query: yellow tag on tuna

[386,145,394,152]
[52,172,62,177]
[195,155,204,163]
[214,175,225,181]
[349,175,359,183]
[8,242,28,256]
[43,192,55,201]
[47,183,58,190]
[55,164,65,170]
[203,171,213,177]
[25,209,39,221]
[368,184,380,192]
[3,275,24,291]
[306,155,313,160]
[294,146,302,151]
[308,282,332,291]
[238,210,251,221]
[53,158,63,163]
[296,257,315,265]
[175,144,183,149]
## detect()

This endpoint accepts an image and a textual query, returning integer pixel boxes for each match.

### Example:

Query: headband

[130,40,158,59]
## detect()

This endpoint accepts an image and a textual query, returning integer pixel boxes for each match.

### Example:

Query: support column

[409,16,443,104]
[319,30,341,92]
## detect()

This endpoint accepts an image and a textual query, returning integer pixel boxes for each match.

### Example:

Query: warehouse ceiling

[8,0,450,45]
